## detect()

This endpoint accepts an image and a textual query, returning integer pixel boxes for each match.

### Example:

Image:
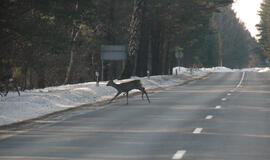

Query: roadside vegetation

[1,0,264,90]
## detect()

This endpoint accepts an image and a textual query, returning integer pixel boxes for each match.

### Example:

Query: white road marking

[222,98,227,101]
[0,135,13,140]
[193,128,203,134]
[227,93,231,96]
[215,105,221,109]
[172,150,186,159]
[236,72,245,88]
[205,115,213,119]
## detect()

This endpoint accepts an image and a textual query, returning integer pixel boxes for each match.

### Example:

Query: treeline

[257,0,270,62]
[1,0,234,89]
[214,6,261,68]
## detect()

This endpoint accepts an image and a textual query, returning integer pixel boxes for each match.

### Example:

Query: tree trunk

[64,0,80,84]
[126,0,145,77]
[64,46,75,84]
[37,68,45,88]
[147,32,152,74]
[162,38,169,75]
[64,26,81,84]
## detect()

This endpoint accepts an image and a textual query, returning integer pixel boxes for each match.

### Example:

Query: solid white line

[205,115,213,119]
[236,72,245,88]
[215,105,221,109]
[172,150,186,159]
[193,128,203,134]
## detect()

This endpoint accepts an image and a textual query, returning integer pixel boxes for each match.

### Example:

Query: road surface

[0,72,270,160]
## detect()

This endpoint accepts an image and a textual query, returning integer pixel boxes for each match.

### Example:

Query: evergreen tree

[214,6,259,68]
[257,0,270,62]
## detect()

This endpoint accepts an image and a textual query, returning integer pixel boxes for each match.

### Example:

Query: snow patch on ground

[173,66,270,74]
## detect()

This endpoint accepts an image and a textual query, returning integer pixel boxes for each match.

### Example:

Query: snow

[0,66,269,127]
[173,66,270,74]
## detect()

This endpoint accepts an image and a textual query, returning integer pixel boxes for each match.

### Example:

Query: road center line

[215,105,221,109]
[205,115,213,119]
[193,128,203,134]
[236,72,245,88]
[172,150,186,159]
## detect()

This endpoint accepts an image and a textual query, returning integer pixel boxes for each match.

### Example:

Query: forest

[257,0,270,63]
[0,0,263,90]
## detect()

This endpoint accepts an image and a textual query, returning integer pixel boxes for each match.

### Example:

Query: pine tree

[257,0,270,61]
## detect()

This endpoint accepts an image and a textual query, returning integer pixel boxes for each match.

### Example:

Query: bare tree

[126,0,146,76]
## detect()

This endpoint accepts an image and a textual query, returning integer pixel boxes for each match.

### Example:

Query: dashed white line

[172,150,186,159]
[193,128,203,134]
[205,115,213,119]
[171,74,245,160]
[215,105,221,109]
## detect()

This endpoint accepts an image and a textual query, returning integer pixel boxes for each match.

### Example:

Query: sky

[232,0,264,39]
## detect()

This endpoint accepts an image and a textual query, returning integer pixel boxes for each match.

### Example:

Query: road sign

[101,45,126,61]
[100,45,126,81]
[175,51,183,59]
[175,50,184,69]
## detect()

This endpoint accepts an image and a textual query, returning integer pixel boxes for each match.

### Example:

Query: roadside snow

[173,66,270,74]
[0,72,205,126]
[0,66,269,126]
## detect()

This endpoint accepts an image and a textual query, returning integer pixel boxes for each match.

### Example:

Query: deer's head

[106,80,114,86]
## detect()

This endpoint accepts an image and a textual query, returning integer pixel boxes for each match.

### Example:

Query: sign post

[100,45,126,81]
[95,71,99,86]
[175,48,184,75]
[265,59,269,66]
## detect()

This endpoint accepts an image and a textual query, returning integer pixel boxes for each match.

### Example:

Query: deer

[0,78,20,97]
[106,79,150,104]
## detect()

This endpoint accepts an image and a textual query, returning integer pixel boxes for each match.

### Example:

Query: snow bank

[241,67,270,72]
[173,66,239,74]
[173,66,270,74]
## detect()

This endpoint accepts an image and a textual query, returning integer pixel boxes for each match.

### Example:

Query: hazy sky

[231,0,263,39]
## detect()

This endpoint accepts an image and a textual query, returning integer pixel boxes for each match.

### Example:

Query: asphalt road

[0,72,269,160]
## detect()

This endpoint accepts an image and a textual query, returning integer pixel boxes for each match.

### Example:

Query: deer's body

[106,79,150,104]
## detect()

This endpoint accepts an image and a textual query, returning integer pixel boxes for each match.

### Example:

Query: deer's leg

[110,92,121,103]
[138,87,144,100]
[15,85,20,96]
[126,92,128,105]
[4,85,9,96]
[4,90,8,96]
[0,85,3,97]
[143,88,150,103]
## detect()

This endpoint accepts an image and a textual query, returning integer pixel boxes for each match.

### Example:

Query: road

[0,72,270,160]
